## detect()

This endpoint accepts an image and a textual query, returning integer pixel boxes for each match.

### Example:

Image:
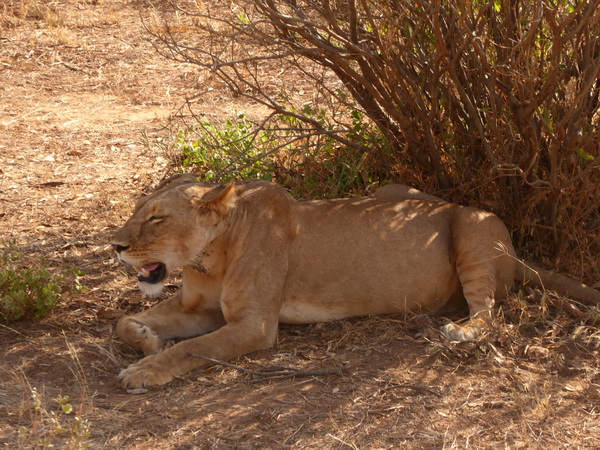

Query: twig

[0,323,30,341]
[188,353,349,381]
[59,61,85,72]
[385,382,443,398]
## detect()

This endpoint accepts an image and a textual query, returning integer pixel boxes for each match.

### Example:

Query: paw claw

[119,355,175,389]
[441,322,480,341]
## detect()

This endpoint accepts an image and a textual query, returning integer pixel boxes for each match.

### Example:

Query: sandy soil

[1,1,599,448]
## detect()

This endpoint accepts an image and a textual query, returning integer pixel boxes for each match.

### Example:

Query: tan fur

[374,183,445,202]
[111,177,600,389]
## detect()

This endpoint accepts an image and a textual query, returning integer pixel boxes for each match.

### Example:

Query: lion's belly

[279,200,463,324]
[279,271,461,324]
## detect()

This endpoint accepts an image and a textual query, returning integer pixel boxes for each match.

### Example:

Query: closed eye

[147,215,165,224]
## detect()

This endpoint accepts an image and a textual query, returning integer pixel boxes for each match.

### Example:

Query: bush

[175,113,276,182]
[172,107,387,199]
[0,244,62,322]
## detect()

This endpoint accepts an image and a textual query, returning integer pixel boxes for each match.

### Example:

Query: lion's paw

[117,319,164,356]
[441,321,482,342]
[119,355,175,389]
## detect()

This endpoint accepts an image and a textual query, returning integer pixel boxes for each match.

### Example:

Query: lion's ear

[193,181,237,217]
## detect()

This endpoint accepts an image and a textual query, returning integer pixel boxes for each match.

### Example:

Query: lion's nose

[111,243,130,253]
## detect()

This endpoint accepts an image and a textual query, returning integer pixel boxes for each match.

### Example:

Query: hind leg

[442,208,515,341]
[441,263,495,341]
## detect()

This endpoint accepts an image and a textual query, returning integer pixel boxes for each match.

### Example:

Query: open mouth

[133,263,166,284]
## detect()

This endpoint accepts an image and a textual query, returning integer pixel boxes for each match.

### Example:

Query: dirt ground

[1,1,599,448]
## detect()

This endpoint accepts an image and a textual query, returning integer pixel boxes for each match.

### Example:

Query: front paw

[116,318,165,356]
[119,354,175,389]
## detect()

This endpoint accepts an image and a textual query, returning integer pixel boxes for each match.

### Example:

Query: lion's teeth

[133,266,150,277]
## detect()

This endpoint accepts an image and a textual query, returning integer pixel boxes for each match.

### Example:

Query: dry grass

[2,291,600,447]
[0,1,599,448]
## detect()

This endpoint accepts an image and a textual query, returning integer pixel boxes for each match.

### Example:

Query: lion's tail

[515,261,600,305]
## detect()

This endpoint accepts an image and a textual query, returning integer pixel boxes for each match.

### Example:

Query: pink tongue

[143,263,160,271]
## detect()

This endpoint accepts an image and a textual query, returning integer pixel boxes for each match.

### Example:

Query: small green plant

[0,243,62,322]
[68,268,89,293]
[18,387,91,449]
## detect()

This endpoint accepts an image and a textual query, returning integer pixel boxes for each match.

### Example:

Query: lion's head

[110,175,236,297]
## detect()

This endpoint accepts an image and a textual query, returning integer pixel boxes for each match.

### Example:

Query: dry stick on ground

[188,353,349,382]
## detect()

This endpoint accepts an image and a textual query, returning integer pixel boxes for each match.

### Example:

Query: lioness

[111,175,600,389]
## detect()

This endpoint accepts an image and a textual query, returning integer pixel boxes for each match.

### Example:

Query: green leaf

[576,148,594,161]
